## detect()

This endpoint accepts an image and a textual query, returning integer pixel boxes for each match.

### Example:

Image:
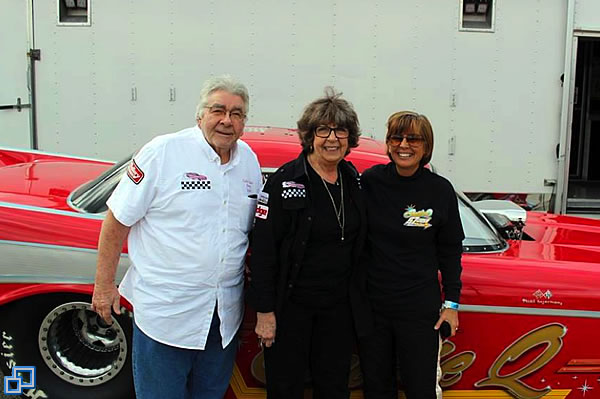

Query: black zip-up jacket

[247,152,373,336]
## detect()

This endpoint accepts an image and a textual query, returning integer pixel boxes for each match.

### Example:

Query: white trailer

[2,0,600,213]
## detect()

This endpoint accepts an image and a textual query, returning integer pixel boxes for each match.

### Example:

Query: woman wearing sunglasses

[358,111,464,399]
[248,88,370,399]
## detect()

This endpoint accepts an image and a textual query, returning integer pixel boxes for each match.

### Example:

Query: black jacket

[247,152,373,336]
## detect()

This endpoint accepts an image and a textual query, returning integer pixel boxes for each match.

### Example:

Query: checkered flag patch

[281,188,306,199]
[181,180,211,190]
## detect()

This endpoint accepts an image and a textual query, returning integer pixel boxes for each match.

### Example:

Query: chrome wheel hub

[38,302,128,386]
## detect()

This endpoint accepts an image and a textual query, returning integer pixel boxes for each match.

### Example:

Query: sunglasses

[387,134,424,146]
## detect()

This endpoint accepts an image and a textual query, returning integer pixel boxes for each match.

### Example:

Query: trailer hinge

[28,49,41,61]
[0,97,32,112]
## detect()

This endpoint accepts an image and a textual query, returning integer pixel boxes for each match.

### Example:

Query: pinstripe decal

[229,363,572,398]
[0,239,128,256]
[0,201,105,220]
[461,304,600,319]
[0,240,129,284]
[557,359,600,373]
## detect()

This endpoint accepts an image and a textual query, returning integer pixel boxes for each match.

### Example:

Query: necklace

[320,170,345,241]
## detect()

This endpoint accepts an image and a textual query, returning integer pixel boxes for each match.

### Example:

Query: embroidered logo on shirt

[127,159,145,185]
[258,191,269,205]
[256,204,269,219]
[181,172,211,190]
[403,205,433,229]
[243,178,255,194]
[185,172,208,180]
[282,181,305,189]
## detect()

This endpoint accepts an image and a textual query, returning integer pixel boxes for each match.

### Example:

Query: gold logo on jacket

[403,205,433,229]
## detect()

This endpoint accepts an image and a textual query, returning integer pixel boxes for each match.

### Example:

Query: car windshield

[456,192,508,253]
[69,156,131,214]
[70,157,508,253]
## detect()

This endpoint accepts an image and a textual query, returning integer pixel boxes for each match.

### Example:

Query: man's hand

[434,308,459,337]
[92,210,130,325]
[255,312,276,348]
[91,282,121,325]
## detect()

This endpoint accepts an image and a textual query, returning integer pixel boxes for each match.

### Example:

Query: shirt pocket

[240,197,258,233]
[282,196,307,210]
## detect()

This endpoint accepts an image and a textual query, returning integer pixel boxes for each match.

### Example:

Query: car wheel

[0,293,134,399]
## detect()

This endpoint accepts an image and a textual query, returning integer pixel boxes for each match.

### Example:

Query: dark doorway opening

[567,37,600,213]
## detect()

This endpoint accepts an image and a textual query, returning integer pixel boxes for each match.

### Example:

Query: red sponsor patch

[255,204,269,220]
[127,159,145,184]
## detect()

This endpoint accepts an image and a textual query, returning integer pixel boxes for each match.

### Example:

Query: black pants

[264,300,354,399]
[358,312,441,399]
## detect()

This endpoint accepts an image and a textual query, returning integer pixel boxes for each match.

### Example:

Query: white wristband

[442,300,459,310]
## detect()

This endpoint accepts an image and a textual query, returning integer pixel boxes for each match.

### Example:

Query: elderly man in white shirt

[91,75,262,399]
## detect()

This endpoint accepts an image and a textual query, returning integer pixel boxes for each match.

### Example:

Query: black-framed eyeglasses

[315,125,350,139]
[388,134,424,146]
[204,105,246,122]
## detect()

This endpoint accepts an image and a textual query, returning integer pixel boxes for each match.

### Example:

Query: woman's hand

[434,308,459,337]
[255,312,277,348]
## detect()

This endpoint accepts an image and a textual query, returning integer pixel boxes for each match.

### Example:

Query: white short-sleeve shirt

[107,125,262,349]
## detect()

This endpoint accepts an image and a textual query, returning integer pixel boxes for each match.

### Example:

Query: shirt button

[301,241,306,246]
[288,283,293,288]
[222,228,226,233]
[307,216,312,221]
[223,200,227,205]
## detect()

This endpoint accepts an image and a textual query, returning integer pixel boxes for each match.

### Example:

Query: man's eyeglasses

[388,134,424,146]
[315,126,350,139]
[204,105,246,122]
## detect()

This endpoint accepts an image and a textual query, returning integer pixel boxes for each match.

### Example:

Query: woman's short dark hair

[297,87,360,155]
[385,111,434,166]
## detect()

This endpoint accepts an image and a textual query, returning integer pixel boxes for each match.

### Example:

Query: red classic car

[1,127,599,399]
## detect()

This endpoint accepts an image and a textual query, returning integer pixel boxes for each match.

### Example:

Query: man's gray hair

[195,75,250,120]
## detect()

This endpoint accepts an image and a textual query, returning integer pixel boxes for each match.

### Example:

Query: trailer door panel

[0,1,31,148]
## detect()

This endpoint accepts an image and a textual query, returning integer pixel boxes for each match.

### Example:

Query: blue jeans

[132,312,238,399]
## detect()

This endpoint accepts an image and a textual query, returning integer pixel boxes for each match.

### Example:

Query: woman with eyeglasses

[358,111,464,399]
[247,88,370,399]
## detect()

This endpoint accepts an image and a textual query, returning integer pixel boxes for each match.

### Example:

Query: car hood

[0,149,112,211]
[525,211,600,249]
[462,212,600,312]
[477,211,600,265]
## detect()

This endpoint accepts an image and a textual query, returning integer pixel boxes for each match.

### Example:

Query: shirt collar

[288,151,310,180]
[386,162,425,180]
